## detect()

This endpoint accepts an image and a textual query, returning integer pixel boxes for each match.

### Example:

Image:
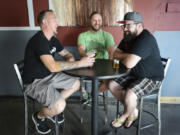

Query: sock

[82,92,88,99]
[36,112,44,121]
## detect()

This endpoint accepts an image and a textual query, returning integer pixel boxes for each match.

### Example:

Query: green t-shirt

[77,30,115,59]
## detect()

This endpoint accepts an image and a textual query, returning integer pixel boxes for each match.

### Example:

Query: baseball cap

[117,11,143,24]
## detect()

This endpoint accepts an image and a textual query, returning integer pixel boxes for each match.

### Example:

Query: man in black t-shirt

[23,10,95,134]
[108,12,164,129]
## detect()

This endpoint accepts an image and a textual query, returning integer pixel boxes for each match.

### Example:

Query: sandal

[110,118,125,129]
[125,116,138,128]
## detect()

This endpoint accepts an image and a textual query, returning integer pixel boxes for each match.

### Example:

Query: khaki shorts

[24,73,78,108]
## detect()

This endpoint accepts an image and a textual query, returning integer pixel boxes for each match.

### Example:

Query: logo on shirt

[50,47,56,54]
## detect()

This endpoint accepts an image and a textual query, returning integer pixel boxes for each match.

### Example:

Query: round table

[63,59,129,135]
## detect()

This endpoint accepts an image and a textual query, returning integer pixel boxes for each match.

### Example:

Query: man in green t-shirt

[78,12,115,59]
[77,11,115,105]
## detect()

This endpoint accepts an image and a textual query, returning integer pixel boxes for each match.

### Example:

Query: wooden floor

[0,97,180,135]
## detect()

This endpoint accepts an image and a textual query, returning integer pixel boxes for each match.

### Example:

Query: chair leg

[158,96,161,135]
[62,119,65,135]
[103,90,108,123]
[24,96,28,135]
[80,79,84,123]
[103,91,105,111]
[80,105,84,123]
[55,116,59,135]
[33,100,36,112]
[138,98,144,135]
[116,101,120,118]
[114,100,120,135]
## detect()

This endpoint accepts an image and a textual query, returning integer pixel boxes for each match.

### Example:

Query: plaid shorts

[115,75,161,98]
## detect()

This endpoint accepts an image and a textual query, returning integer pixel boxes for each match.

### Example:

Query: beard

[90,24,101,32]
[124,29,138,42]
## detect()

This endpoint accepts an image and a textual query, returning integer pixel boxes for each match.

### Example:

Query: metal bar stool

[14,60,64,135]
[116,57,171,135]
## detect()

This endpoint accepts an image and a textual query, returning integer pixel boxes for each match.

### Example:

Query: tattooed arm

[58,49,75,62]
[40,54,95,72]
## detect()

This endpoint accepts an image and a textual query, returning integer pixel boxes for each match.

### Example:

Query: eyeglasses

[121,23,139,29]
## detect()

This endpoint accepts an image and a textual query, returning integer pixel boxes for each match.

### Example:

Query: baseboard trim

[161,97,180,104]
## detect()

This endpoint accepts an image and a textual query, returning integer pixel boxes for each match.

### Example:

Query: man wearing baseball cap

[108,11,164,128]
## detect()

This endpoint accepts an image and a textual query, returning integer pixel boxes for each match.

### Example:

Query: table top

[63,59,129,80]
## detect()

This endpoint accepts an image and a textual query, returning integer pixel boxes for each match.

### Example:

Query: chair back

[161,58,171,77]
[13,60,24,91]
[159,57,171,93]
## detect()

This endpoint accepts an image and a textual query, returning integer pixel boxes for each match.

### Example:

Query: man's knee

[72,79,80,91]
[109,80,119,92]
[108,80,114,91]
[52,98,66,115]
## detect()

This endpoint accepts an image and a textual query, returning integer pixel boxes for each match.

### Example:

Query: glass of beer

[87,50,97,58]
[87,50,97,69]
[113,59,119,68]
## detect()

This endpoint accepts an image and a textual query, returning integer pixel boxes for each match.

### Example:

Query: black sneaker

[32,112,51,134]
[47,113,64,124]
[82,98,92,107]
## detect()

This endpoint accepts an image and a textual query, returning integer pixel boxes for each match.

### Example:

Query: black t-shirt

[22,31,64,84]
[118,29,164,81]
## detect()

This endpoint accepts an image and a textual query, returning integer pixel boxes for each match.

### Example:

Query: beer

[87,50,97,58]
[113,59,119,68]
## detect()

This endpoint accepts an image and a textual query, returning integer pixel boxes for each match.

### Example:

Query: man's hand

[113,48,141,69]
[79,53,95,67]
[68,57,75,62]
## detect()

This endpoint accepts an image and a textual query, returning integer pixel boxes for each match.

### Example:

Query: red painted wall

[0,0,29,26]
[133,0,180,31]
[155,0,180,31]
[33,0,49,26]
[0,0,180,45]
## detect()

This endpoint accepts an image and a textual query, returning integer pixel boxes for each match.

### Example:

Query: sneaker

[32,112,51,134]
[84,98,92,107]
[47,113,64,124]
[82,92,92,107]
